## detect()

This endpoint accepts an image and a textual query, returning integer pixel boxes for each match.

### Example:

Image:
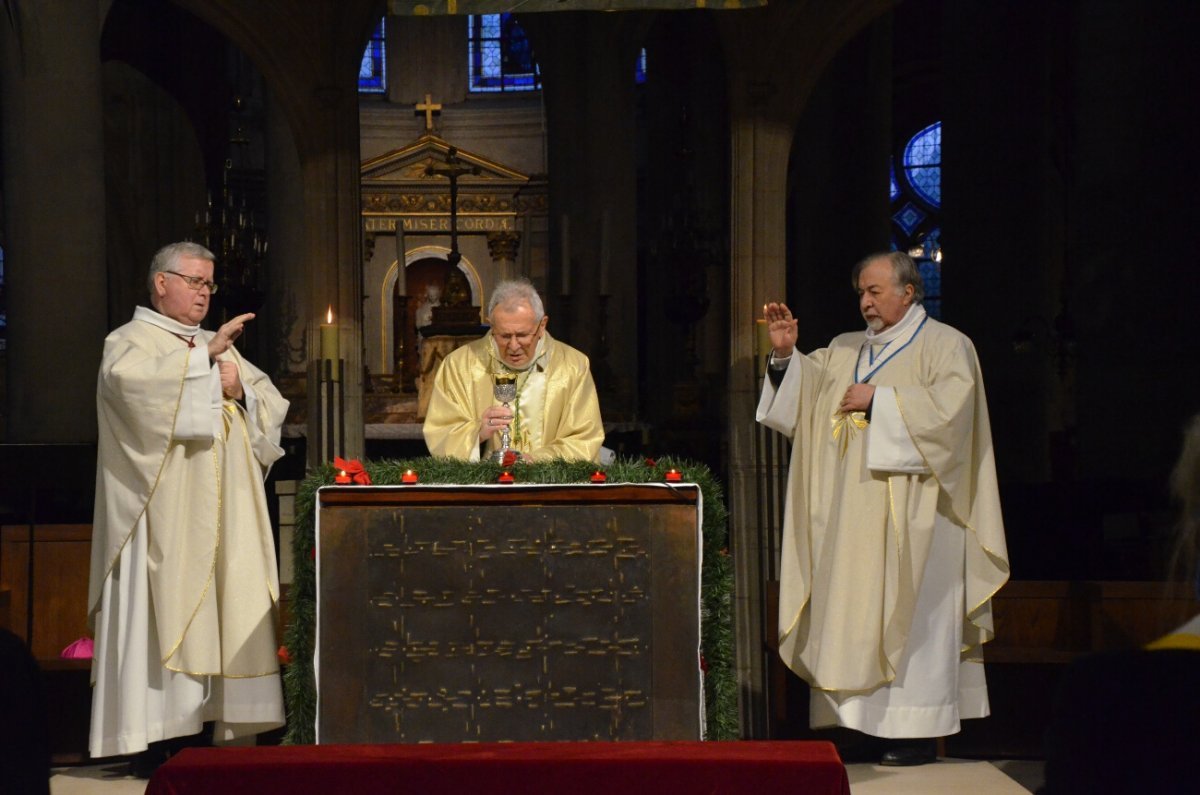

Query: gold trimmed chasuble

[422,331,604,462]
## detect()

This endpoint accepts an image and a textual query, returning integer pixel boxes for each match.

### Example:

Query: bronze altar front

[315,483,702,743]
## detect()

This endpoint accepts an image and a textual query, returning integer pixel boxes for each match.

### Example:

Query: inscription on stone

[317,490,699,744]
[363,216,515,233]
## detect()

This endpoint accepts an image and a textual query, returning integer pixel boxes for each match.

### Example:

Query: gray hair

[851,251,925,304]
[147,241,215,292]
[487,278,545,322]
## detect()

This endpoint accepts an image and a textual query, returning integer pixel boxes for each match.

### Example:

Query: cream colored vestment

[757,307,1009,737]
[88,307,289,757]
[422,331,604,462]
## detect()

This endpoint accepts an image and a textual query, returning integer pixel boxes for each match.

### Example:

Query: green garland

[282,455,737,743]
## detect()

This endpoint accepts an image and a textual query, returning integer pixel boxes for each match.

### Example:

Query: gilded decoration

[361,194,520,214]
[361,134,539,228]
[486,230,521,261]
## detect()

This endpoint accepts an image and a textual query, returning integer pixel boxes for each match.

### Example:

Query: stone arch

[379,245,483,375]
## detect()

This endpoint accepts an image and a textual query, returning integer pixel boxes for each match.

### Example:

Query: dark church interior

[2,0,1199,790]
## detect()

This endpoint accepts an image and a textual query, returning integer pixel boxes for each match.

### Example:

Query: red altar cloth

[146,740,849,795]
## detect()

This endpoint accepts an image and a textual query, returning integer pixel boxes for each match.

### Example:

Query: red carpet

[146,740,849,794]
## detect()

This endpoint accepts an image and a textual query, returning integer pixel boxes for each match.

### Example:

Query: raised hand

[763,302,798,358]
[207,313,255,359]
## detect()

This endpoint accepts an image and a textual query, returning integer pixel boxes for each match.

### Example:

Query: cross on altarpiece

[425,146,480,265]
[415,93,442,133]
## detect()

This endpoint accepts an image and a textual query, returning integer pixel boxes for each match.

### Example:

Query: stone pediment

[362,134,528,211]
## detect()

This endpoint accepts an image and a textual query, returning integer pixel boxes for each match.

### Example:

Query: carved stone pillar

[0,0,106,441]
[486,230,520,282]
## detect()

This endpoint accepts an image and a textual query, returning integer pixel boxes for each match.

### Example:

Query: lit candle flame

[326,305,334,324]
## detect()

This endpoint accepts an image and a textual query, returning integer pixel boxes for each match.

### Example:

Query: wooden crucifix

[425,146,480,267]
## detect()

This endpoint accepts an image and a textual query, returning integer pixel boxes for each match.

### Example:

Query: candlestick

[755,318,773,378]
[320,305,340,381]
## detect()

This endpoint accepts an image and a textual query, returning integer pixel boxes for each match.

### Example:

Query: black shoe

[879,739,937,767]
[828,730,885,764]
[128,745,170,779]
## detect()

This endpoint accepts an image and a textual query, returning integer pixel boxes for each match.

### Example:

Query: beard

[865,316,884,332]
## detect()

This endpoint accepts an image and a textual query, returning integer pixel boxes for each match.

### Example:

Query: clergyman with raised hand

[756,251,1010,766]
[423,278,603,463]
[88,241,289,776]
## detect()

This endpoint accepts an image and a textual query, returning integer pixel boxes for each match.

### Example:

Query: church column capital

[486,230,521,262]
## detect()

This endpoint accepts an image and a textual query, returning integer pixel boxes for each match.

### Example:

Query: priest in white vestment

[757,251,1009,766]
[423,278,604,463]
[88,242,289,772]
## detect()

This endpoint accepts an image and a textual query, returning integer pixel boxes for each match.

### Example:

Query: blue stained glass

[635,48,647,85]
[918,260,941,319]
[918,258,941,295]
[889,159,899,202]
[481,41,502,79]
[358,18,386,94]
[469,13,541,93]
[903,121,941,208]
[892,202,926,236]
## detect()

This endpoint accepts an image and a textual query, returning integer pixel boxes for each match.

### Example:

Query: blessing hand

[763,302,798,358]
[208,313,255,359]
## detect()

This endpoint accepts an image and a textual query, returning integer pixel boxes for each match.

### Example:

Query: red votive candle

[334,470,351,484]
[590,470,608,483]
[401,469,419,484]
[665,468,682,482]
[498,471,515,484]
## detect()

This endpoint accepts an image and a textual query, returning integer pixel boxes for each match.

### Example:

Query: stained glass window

[916,229,942,319]
[468,13,541,93]
[903,122,941,209]
[635,48,647,85]
[359,17,386,94]
[890,121,943,318]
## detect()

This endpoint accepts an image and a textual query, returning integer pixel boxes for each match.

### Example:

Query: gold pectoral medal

[833,315,929,458]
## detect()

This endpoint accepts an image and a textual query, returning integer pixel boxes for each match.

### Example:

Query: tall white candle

[320,305,340,380]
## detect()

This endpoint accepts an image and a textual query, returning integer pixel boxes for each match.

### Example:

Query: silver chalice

[490,373,518,464]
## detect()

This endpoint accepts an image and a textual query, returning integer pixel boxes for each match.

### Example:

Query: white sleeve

[756,357,801,439]
[866,386,928,473]
[172,350,221,440]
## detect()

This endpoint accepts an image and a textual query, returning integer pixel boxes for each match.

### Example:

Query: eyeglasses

[165,270,219,294]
